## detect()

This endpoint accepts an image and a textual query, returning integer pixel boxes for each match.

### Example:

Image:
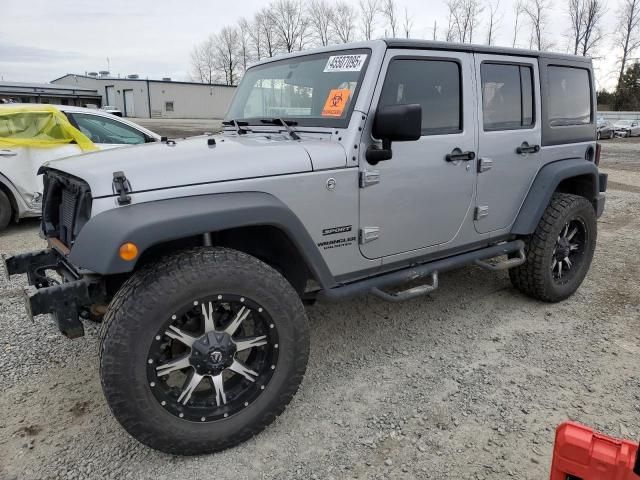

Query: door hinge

[112,171,132,205]
[359,169,380,188]
[478,158,493,173]
[475,206,489,220]
[359,227,380,244]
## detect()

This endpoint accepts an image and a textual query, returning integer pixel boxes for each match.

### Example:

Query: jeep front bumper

[3,248,105,338]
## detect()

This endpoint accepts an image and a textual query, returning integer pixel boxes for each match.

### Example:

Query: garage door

[123,90,135,117]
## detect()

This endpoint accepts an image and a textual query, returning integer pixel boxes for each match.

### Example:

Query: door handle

[445,148,476,162]
[0,150,17,157]
[516,142,540,154]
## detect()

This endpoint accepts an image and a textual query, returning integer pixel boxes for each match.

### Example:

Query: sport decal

[321,89,351,117]
[323,54,367,72]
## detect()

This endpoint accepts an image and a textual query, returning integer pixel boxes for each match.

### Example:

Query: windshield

[225,49,370,128]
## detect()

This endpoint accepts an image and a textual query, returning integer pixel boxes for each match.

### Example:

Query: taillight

[594,142,601,166]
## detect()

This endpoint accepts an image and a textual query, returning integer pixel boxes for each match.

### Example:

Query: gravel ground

[0,140,639,480]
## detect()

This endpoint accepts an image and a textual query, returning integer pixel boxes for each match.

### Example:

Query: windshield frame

[225,47,372,129]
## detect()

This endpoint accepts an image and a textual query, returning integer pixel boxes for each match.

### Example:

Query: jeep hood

[45,135,344,198]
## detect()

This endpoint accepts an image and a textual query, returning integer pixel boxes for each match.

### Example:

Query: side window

[547,66,592,126]
[70,113,147,144]
[379,59,461,135]
[481,63,534,130]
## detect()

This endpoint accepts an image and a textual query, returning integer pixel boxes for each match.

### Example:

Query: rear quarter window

[548,66,592,127]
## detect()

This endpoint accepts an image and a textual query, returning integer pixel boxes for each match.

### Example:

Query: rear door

[359,49,477,259]
[474,54,542,233]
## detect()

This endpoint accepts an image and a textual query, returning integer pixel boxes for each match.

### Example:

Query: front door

[474,54,542,233]
[359,50,477,259]
[123,89,135,117]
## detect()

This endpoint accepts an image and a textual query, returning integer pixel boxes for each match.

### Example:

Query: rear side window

[547,66,592,126]
[379,59,462,135]
[481,63,534,130]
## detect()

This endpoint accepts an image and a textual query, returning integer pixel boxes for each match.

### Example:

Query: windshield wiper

[260,118,300,141]
[221,119,249,135]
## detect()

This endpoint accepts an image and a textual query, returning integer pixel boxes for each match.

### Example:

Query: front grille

[42,170,92,248]
[59,188,78,246]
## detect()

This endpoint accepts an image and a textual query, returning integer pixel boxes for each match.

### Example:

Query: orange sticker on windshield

[322,89,351,117]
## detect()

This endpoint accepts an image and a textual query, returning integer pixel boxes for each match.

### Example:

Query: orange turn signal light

[119,242,139,261]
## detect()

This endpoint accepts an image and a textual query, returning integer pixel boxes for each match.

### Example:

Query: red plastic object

[550,421,640,480]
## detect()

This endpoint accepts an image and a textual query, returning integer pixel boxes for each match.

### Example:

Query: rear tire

[99,247,310,455]
[509,193,597,302]
[0,189,12,230]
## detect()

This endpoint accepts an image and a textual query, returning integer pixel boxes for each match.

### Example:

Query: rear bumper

[595,172,607,218]
[3,248,105,338]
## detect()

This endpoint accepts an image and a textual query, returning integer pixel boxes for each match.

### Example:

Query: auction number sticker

[324,54,368,72]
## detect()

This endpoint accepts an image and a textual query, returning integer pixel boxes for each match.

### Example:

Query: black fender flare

[69,192,336,288]
[511,159,601,235]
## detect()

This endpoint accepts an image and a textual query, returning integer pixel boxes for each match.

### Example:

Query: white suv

[0,104,160,229]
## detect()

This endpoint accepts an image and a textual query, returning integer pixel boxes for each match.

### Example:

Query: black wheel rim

[146,295,279,422]
[551,218,587,285]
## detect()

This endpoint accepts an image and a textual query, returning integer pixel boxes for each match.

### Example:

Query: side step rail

[474,248,526,271]
[320,239,525,302]
[371,272,438,303]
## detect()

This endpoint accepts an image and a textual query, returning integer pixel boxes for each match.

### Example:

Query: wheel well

[135,226,312,296]
[0,181,18,221]
[555,174,596,202]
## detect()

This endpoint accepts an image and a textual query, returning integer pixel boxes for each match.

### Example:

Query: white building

[51,74,236,119]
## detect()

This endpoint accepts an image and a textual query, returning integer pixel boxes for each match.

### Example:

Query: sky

[0,0,627,90]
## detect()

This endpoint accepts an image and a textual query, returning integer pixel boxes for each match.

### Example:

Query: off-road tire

[99,247,310,455]
[0,190,12,230]
[509,193,597,302]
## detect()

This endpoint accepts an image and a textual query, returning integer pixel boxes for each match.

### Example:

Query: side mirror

[367,104,422,164]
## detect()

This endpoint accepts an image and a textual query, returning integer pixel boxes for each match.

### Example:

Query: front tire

[510,193,597,302]
[0,189,12,230]
[99,247,310,455]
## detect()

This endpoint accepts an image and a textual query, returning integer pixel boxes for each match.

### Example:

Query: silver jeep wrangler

[4,40,607,455]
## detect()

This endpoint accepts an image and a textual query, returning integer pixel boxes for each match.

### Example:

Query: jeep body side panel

[69,191,338,288]
[511,158,600,235]
[88,166,380,281]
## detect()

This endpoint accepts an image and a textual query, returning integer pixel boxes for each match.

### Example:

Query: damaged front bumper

[3,248,106,338]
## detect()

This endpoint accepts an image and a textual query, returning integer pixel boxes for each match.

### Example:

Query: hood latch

[112,171,132,205]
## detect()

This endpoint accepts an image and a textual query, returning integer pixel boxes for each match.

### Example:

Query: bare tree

[568,0,586,54]
[238,18,252,73]
[257,8,279,58]
[486,0,502,45]
[402,7,414,38]
[447,0,484,43]
[523,0,553,50]
[247,13,264,61]
[190,35,216,84]
[359,0,379,40]
[433,20,438,40]
[580,0,605,55]
[215,26,241,86]
[267,0,308,53]
[382,0,398,37]
[332,1,357,43]
[616,0,640,86]
[308,0,334,46]
[445,0,458,41]
[513,0,523,47]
